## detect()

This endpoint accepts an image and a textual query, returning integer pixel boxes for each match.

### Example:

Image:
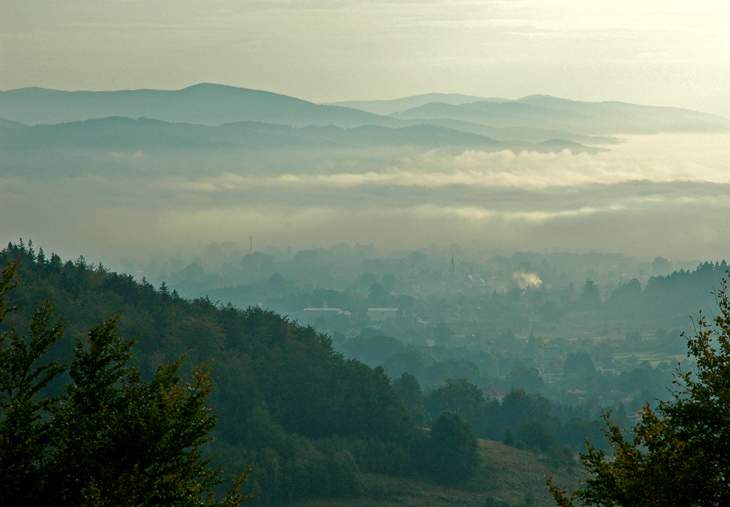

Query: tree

[0,243,422,504]
[606,279,642,318]
[509,366,545,392]
[0,262,250,506]
[0,263,64,506]
[579,280,601,310]
[424,412,479,483]
[563,352,596,379]
[517,420,553,452]
[425,378,484,429]
[651,256,672,275]
[343,329,404,367]
[367,282,389,306]
[392,372,425,425]
[550,278,730,506]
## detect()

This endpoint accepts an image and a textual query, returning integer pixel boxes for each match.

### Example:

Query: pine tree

[0,262,251,506]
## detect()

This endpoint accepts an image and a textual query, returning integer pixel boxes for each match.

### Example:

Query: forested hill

[0,243,457,505]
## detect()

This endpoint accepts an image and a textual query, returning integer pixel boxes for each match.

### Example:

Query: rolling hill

[0,243,413,505]
[0,116,599,153]
[3,84,726,141]
[396,117,620,145]
[0,83,397,127]
[0,117,25,128]
[1,242,586,507]
[331,93,505,115]
[299,439,582,507]
[392,95,730,134]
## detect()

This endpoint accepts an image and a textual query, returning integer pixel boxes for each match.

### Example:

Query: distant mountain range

[0,84,728,154]
[330,93,506,115]
[0,116,601,154]
[0,83,395,128]
[391,94,730,134]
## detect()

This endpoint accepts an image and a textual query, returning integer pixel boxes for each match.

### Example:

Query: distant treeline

[393,374,615,459]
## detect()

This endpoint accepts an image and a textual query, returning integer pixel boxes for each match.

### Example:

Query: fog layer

[2,133,728,261]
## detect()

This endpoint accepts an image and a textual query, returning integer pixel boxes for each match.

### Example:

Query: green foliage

[0,261,250,506]
[579,280,601,310]
[425,378,485,425]
[422,412,479,483]
[550,278,730,506]
[416,374,609,462]
[516,421,553,453]
[393,372,425,425]
[0,243,420,505]
[0,262,65,505]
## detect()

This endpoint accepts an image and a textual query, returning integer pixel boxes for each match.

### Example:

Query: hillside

[2,84,726,140]
[0,243,415,505]
[331,93,502,115]
[0,242,591,507]
[393,95,730,134]
[0,117,24,128]
[0,84,396,127]
[0,116,600,155]
[0,117,500,151]
[397,117,620,145]
[300,439,582,507]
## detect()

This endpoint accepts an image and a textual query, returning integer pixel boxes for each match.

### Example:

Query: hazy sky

[2,0,729,115]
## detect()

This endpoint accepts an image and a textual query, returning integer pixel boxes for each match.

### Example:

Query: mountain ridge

[330,93,507,115]
[392,96,730,134]
[1,83,727,141]
[0,83,396,128]
[0,115,601,154]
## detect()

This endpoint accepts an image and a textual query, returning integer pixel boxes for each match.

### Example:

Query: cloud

[160,134,730,196]
[4,133,730,260]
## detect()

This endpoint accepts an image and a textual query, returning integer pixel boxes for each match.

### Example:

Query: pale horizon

[3,1,730,116]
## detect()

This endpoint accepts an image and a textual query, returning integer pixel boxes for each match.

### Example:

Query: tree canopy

[0,261,250,506]
[550,278,730,506]
[423,412,479,483]
[0,242,449,505]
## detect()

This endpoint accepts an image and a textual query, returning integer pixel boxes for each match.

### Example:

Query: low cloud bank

[2,133,729,260]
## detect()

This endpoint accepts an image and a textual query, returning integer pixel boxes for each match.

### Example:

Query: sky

[2,0,730,116]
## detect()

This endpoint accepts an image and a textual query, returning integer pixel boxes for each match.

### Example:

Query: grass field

[297,439,582,507]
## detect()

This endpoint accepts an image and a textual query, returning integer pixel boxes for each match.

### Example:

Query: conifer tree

[0,262,251,506]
